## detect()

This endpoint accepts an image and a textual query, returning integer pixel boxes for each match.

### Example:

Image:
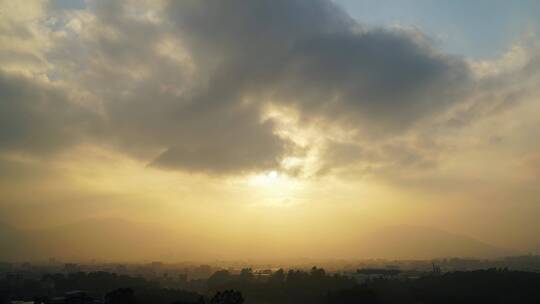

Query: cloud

[149,109,289,174]
[1,0,538,177]
[35,0,294,174]
[168,0,472,135]
[0,71,99,155]
[317,35,540,181]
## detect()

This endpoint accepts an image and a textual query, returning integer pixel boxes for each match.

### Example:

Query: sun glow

[249,170,281,187]
[245,170,306,207]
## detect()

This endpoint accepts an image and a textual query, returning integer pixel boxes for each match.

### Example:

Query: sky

[1,0,540,260]
[335,0,540,58]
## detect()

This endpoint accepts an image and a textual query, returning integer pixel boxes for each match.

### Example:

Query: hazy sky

[1,0,540,259]
[335,0,540,58]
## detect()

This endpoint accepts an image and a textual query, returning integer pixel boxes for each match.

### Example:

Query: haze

[1,0,540,262]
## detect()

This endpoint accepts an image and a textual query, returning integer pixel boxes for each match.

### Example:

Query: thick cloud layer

[169,0,471,134]
[0,71,98,155]
[0,0,535,176]
[153,0,472,173]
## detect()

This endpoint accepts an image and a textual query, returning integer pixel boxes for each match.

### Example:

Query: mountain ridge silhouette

[0,220,519,261]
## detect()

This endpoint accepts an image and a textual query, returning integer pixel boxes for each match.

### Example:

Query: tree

[207,270,232,291]
[105,288,136,304]
[210,290,244,304]
[270,268,285,284]
[239,268,254,282]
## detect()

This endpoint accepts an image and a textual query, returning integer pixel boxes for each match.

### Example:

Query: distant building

[344,268,402,283]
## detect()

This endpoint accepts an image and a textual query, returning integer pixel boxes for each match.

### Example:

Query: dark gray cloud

[168,0,472,134]
[0,0,496,175]
[279,30,470,133]
[0,71,98,155]
[42,0,292,174]
[146,101,289,173]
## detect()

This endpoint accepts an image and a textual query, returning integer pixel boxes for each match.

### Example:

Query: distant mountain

[0,222,32,261]
[355,225,518,259]
[0,222,19,242]
[0,220,519,262]
[0,218,202,262]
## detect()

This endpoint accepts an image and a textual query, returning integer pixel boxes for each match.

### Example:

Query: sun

[246,170,303,207]
[249,170,280,187]
[268,170,278,179]
[247,169,302,192]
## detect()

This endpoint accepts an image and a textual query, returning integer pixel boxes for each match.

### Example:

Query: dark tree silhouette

[105,288,136,304]
[327,285,380,304]
[239,268,254,282]
[3,267,540,304]
[207,270,232,291]
[269,268,285,284]
[210,290,244,304]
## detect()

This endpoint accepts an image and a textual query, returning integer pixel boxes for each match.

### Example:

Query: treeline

[0,272,203,304]
[206,267,540,303]
[206,267,356,303]
[329,268,540,304]
[2,267,540,303]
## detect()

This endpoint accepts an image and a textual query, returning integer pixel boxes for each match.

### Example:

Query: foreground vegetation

[2,267,540,303]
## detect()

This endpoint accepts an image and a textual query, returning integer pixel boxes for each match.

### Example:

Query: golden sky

[1,0,540,260]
